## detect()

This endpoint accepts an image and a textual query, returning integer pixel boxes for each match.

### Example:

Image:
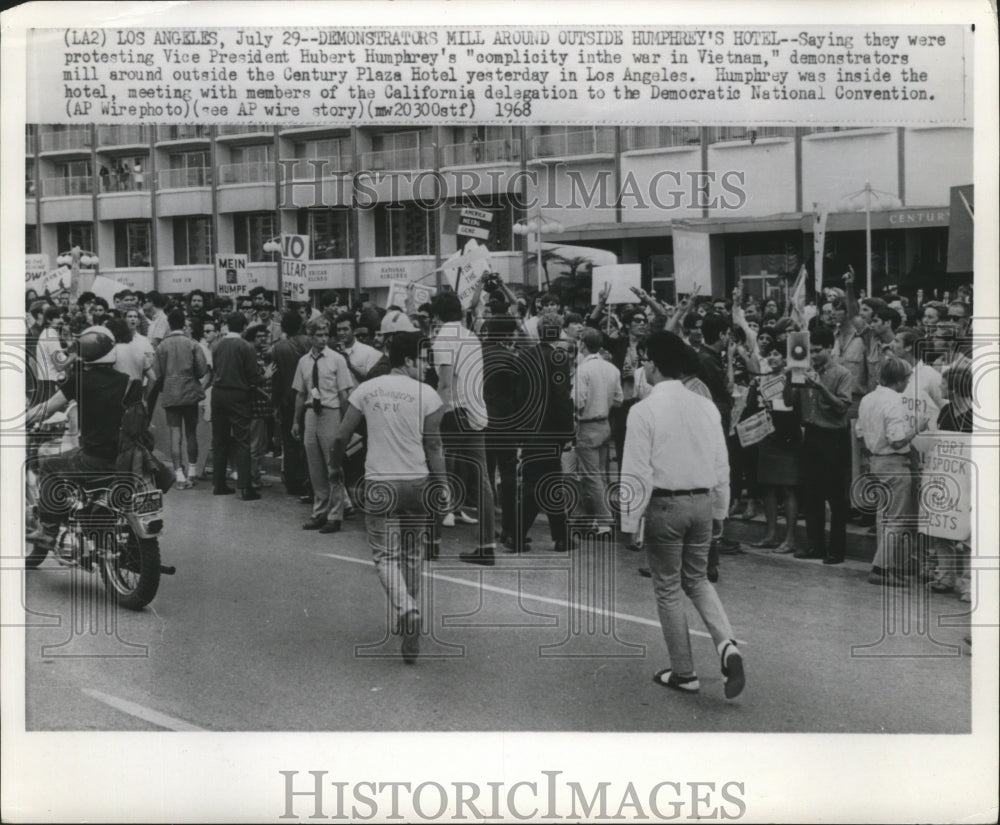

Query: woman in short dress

[752,346,802,553]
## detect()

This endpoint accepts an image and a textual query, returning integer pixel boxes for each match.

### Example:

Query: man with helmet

[366,310,418,381]
[25,326,132,546]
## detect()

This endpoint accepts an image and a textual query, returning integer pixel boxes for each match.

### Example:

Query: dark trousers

[211,387,252,491]
[277,401,309,494]
[486,433,518,539]
[801,424,851,557]
[517,442,568,545]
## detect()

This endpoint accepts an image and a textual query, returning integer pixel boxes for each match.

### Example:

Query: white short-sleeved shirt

[431,321,488,430]
[348,374,443,478]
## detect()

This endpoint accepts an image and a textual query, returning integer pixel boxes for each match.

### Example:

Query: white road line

[82,688,206,731]
[317,551,745,644]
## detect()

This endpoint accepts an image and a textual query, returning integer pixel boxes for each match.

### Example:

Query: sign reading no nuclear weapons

[279,234,310,300]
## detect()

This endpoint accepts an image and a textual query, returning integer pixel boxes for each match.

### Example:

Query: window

[374,202,438,257]
[173,217,213,265]
[115,220,152,267]
[298,209,351,259]
[165,150,212,187]
[26,225,39,255]
[295,138,351,174]
[169,151,210,170]
[56,222,94,253]
[233,212,278,262]
[231,144,272,165]
[26,160,35,196]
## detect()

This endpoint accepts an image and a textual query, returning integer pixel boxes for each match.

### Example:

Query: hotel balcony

[26,130,37,155]
[41,175,93,197]
[279,159,353,208]
[216,125,275,144]
[154,125,212,146]
[97,125,154,149]
[217,162,277,212]
[156,167,213,215]
[622,126,701,152]
[39,176,93,222]
[359,145,435,172]
[529,128,616,161]
[441,138,522,167]
[39,127,93,154]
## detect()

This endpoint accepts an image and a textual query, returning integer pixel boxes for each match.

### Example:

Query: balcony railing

[158,167,213,188]
[530,128,616,159]
[98,171,148,193]
[41,175,94,197]
[26,131,36,155]
[98,125,153,146]
[217,125,273,136]
[155,125,212,142]
[359,145,435,172]
[217,161,275,185]
[286,157,353,179]
[706,127,796,144]
[39,128,93,153]
[441,138,521,166]
[623,126,700,151]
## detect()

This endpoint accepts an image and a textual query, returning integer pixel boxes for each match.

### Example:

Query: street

[22,472,971,734]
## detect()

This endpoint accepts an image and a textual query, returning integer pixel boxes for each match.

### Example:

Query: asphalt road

[22,475,972,734]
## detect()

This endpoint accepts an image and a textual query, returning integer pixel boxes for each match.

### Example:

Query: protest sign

[216,254,249,298]
[913,432,973,541]
[591,264,641,306]
[278,234,309,301]
[736,409,775,447]
[386,280,435,310]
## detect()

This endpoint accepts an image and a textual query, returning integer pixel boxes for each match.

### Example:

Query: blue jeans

[644,494,735,676]
[364,478,434,631]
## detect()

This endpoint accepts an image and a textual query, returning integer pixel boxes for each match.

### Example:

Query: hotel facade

[25,123,972,304]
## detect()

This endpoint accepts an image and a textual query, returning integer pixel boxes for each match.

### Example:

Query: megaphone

[787,331,810,386]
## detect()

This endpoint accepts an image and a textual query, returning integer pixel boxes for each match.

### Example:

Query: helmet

[380,310,416,335]
[77,325,117,365]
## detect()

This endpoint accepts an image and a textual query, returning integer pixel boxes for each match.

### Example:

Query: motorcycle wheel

[99,520,161,611]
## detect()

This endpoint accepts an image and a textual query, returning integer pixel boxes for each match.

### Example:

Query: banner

[215,253,249,298]
[671,223,713,295]
[591,264,641,306]
[789,264,808,328]
[386,280,435,311]
[812,207,829,292]
[279,234,310,301]
[452,239,494,309]
[913,432,973,541]
[42,268,71,296]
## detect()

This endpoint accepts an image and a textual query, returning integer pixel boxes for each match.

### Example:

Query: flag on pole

[812,206,829,293]
[789,264,808,329]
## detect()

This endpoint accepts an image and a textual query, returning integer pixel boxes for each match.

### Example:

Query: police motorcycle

[24,327,173,610]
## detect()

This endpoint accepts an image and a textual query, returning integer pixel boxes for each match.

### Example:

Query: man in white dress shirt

[620,331,746,699]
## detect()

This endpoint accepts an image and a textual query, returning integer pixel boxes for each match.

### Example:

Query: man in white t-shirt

[430,292,497,564]
[332,331,445,664]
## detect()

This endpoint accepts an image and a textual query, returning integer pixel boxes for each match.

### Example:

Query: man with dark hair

[90,297,109,325]
[187,289,207,322]
[156,307,208,488]
[146,290,169,346]
[504,312,574,555]
[331,331,446,664]
[291,317,353,532]
[334,311,382,385]
[620,330,745,699]
[270,310,311,497]
[783,325,856,564]
[430,292,497,560]
[211,311,266,500]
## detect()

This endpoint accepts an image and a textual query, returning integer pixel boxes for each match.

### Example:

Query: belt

[578,416,608,424]
[652,488,710,497]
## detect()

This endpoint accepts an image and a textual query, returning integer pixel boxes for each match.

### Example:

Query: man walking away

[211,312,266,501]
[620,331,745,699]
[332,332,445,664]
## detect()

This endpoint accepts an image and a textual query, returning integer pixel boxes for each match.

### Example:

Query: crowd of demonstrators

[23,272,976,664]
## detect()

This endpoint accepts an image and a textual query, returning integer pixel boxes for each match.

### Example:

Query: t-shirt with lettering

[347,374,442,479]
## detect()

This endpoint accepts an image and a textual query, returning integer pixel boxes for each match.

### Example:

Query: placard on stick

[591,264,641,305]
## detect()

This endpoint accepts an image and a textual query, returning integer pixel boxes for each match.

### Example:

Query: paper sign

[25,254,48,292]
[913,432,972,541]
[759,373,786,403]
[386,280,436,310]
[215,253,249,297]
[736,409,775,447]
[279,234,310,300]
[444,206,494,242]
[591,264,641,306]
[42,268,71,295]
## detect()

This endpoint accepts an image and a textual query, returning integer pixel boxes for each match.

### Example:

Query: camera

[482,272,503,293]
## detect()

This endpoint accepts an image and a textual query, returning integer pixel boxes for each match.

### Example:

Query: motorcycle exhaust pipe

[159,564,176,575]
